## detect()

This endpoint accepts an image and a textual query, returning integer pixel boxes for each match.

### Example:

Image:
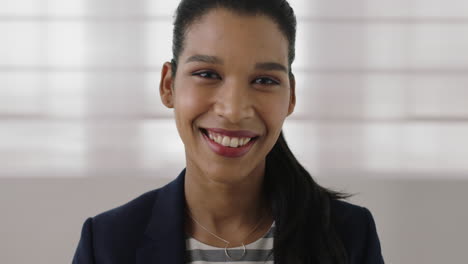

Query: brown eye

[192,71,221,80]
[253,77,280,85]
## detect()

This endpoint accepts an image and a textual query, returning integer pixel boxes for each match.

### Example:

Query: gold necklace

[186,208,266,260]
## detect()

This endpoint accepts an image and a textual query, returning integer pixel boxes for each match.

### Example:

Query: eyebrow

[185,54,288,73]
[185,55,223,64]
[255,62,288,73]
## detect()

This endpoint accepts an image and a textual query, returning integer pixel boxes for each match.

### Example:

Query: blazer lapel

[136,169,187,264]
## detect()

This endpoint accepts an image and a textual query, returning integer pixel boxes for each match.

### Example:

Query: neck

[184,161,272,246]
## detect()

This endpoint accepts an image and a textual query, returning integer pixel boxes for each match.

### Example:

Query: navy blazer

[73,170,384,263]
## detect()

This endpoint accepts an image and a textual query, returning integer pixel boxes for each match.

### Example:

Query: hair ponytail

[265,131,349,263]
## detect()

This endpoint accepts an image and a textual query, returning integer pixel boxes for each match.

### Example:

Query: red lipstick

[200,128,258,158]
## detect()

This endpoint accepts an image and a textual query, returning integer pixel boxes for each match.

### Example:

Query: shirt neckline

[185,221,275,249]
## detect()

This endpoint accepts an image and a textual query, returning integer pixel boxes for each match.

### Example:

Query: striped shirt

[185,222,275,263]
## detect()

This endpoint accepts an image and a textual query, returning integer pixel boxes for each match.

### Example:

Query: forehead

[180,8,289,65]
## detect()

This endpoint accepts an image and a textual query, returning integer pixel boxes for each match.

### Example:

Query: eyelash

[192,71,221,80]
[192,71,280,85]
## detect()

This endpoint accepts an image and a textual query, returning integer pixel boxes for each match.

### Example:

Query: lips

[200,128,259,158]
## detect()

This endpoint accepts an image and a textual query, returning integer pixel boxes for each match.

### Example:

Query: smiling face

[160,8,295,184]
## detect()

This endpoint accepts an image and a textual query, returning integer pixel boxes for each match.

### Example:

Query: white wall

[1,0,467,263]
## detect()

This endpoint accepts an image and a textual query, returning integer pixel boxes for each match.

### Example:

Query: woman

[73,0,384,263]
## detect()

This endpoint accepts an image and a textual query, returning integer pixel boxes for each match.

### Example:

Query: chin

[203,166,251,184]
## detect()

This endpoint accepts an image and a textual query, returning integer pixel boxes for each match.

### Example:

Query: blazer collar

[137,169,187,264]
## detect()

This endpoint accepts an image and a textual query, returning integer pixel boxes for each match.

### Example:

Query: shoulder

[73,188,162,263]
[91,188,160,238]
[331,199,373,229]
[331,199,384,263]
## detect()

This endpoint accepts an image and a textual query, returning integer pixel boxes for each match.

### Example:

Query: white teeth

[205,130,254,148]
[240,138,247,145]
[229,137,239,148]
[221,136,230,146]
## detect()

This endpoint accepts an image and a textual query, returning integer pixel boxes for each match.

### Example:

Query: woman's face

[160,8,295,184]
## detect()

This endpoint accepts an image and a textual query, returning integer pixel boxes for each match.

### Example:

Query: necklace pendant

[224,243,247,260]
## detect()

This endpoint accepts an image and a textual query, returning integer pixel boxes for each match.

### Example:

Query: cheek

[257,91,291,126]
[174,86,210,121]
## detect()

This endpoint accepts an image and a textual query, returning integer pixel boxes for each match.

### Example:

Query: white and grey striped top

[185,222,275,264]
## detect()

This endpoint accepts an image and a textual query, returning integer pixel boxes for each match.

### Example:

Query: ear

[159,61,175,108]
[287,73,296,116]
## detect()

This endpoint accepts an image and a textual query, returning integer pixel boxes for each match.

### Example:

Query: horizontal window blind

[1,0,467,178]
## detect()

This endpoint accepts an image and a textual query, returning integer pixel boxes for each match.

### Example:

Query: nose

[213,80,254,124]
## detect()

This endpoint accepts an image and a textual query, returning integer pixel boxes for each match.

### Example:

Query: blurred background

[1,0,468,263]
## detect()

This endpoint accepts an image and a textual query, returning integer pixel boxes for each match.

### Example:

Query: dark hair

[266,132,349,263]
[171,1,349,263]
[171,0,296,76]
